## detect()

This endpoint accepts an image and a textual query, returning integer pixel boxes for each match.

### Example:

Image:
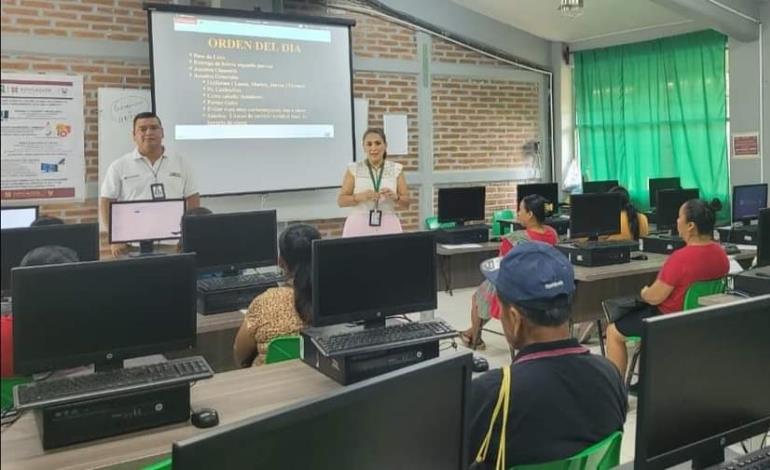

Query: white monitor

[1,206,39,229]
[110,199,186,244]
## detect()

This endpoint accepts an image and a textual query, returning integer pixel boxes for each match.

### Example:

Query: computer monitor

[655,188,700,232]
[110,199,186,253]
[757,208,770,267]
[732,183,768,225]
[0,206,38,229]
[437,186,486,225]
[648,177,681,208]
[635,296,770,469]
[172,352,472,470]
[569,193,622,240]
[582,180,619,194]
[1,223,100,296]
[12,253,197,374]
[516,183,558,215]
[311,232,437,327]
[182,210,278,275]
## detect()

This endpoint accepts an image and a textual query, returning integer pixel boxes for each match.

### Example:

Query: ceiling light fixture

[558,0,584,18]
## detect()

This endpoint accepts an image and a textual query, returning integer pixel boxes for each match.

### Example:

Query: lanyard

[366,161,384,192]
[143,156,164,183]
[513,345,589,365]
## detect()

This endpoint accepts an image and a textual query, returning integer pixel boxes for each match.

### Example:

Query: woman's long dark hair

[683,198,722,236]
[609,186,640,240]
[279,224,321,323]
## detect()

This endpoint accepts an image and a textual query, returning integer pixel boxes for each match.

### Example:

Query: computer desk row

[0,360,343,470]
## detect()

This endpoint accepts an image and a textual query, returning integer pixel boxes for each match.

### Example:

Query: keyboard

[14,356,213,410]
[706,447,770,469]
[313,319,457,356]
[574,240,638,249]
[198,271,284,292]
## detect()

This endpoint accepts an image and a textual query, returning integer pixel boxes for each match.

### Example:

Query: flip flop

[459,331,486,351]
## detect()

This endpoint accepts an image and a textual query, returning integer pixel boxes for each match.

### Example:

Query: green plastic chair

[1,376,30,411]
[141,457,171,470]
[491,209,515,239]
[682,278,727,311]
[264,335,301,365]
[424,216,457,230]
[512,431,622,470]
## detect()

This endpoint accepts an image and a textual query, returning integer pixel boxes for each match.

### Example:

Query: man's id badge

[150,183,166,200]
[369,209,382,227]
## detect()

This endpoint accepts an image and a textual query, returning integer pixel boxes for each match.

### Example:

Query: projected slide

[151,9,355,195]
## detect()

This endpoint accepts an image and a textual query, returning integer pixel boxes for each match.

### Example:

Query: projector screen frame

[145,2,358,197]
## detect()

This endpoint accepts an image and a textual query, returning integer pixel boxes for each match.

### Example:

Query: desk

[0,361,342,470]
[698,293,745,307]
[436,242,499,295]
[166,311,244,374]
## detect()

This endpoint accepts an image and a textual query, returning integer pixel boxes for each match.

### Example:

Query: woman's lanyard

[513,345,590,365]
[366,161,384,209]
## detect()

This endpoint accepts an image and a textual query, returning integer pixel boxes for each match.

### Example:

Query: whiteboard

[97,88,151,193]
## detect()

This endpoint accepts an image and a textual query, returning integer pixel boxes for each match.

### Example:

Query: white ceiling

[450,0,696,43]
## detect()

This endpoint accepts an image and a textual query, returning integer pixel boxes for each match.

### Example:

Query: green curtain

[574,30,729,218]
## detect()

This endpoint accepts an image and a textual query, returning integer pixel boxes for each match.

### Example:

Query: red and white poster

[1,73,85,203]
[731,132,760,160]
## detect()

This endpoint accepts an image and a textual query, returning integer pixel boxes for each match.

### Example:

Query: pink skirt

[342,212,403,238]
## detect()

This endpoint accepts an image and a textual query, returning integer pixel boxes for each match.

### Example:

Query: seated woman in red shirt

[460,194,559,349]
[605,198,729,374]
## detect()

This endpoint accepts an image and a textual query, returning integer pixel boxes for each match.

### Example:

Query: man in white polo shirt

[100,112,200,257]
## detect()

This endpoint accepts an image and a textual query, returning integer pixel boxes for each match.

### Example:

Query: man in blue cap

[468,242,626,469]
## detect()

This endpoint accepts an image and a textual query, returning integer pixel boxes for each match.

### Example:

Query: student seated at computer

[605,199,729,374]
[460,195,558,349]
[1,245,79,378]
[607,186,649,241]
[30,215,64,227]
[468,243,627,469]
[233,224,321,367]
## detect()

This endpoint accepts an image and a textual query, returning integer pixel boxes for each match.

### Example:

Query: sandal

[459,330,486,351]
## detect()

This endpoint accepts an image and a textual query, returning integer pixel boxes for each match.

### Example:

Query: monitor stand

[94,357,125,373]
[129,240,161,257]
[363,318,386,329]
[691,445,724,469]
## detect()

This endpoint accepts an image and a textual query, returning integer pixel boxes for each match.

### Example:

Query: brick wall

[432,37,502,66]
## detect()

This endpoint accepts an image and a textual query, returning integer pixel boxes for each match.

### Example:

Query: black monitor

[12,253,197,374]
[648,177,681,208]
[758,208,770,268]
[1,223,100,296]
[0,205,38,229]
[635,296,770,469]
[517,183,558,215]
[110,199,186,254]
[582,180,619,194]
[656,188,700,232]
[437,186,486,225]
[732,183,768,225]
[182,210,277,275]
[569,193,622,240]
[311,232,436,327]
[172,352,472,470]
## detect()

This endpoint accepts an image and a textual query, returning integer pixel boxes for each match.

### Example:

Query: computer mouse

[191,408,219,428]
[631,254,648,261]
[472,355,489,373]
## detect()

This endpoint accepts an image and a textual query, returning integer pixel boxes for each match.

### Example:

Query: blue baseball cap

[481,241,575,310]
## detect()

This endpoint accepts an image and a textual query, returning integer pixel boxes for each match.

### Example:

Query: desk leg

[596,319,606,356]
[439,254,453,296]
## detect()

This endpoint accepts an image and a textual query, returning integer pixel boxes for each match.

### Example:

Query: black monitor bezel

[11,253,197,375]
[758,208,770,268]
[109,198,186,244]
[437,186,486,224]
[1,222,100,296]
[516,183,559,213]
[655,188,700,232]
[0,205,39,229]
[568,193,622,239]
[731,183,768,223]
[648,177,681,208]
[181,209,278,274]
[582,180,619,194]
[172,352,473,470]
[310,231,437,327]
[634,296,770,469]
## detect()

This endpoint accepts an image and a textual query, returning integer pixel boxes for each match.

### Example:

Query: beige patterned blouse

[244,286,306,366]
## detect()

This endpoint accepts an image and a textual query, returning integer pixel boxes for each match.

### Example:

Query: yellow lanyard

[473,366,511,470]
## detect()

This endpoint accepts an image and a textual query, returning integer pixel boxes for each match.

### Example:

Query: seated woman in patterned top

[460,194,559,349]
[233,224,321,367]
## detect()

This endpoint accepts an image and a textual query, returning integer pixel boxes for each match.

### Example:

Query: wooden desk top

[436,241,499,256]
[698,293,744,307]
[196,310,243,334]
[1,361,342,470]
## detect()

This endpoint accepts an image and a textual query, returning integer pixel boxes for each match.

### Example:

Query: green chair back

[491,209,515,239]
[265,335,301,365]
[424,216,456,230]
[511,431,622,470]
[141,457,172,470]
[682,278,726,311]
[1,376,30,411]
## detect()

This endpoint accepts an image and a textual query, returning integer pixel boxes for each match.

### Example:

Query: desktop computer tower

[435,225,489,245]
[556,243,632,267]
[640,235,686,255]
[35,383,190,449]
[732,266,770,296]
[300,332,439,385]
[716,226,759,245]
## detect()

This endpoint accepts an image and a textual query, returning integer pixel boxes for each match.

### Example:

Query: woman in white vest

[337,128,409,237]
